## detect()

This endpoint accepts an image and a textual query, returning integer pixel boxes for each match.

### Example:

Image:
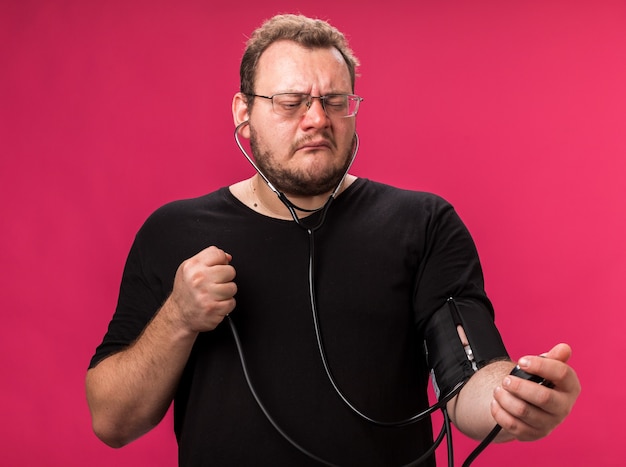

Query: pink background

[2,1,624,465]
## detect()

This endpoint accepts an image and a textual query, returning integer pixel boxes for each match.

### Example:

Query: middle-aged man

[87,14,581,466]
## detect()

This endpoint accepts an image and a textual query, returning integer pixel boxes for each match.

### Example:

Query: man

[86,14,580,466]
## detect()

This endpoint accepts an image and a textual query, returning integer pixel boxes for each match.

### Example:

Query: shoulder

[130,187,233,246]
[140,188,231,229]
[150,188,227,218]
[350,179,454,216]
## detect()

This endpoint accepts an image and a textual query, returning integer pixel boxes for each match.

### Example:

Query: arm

[447,343,581,442]
[85,246,237,447]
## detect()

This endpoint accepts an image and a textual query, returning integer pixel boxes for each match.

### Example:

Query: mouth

[296,139,333,152]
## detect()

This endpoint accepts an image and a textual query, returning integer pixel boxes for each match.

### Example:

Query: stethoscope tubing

[230,121,467,465]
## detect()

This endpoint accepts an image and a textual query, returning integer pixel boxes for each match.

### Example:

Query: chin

[278,175,343,197]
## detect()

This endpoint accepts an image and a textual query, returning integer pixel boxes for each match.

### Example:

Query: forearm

[86,298,198,447]
[447,360,516,442]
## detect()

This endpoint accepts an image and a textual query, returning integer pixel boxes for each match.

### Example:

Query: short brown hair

[239,14,360,95]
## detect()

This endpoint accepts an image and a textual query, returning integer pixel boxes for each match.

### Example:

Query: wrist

[158,297,199,341]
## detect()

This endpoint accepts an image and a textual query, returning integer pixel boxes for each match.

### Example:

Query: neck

[231,174,356,220]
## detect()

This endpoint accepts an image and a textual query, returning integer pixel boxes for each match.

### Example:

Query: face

[243,41,357,197]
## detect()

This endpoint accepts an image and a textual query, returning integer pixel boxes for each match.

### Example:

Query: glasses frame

[246,92,363,119]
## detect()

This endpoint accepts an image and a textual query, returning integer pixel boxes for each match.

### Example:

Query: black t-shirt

[90,179,497,466]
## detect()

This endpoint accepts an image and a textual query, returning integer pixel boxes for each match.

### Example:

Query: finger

[490,391,546,440]
[517,354,570,389]
[506,359,579,419]
[211,297,237,316]
[198,246,233,266]
[532,355,581,402]
[210,264,237,284]
[501,374,555,414]
[209,281,238,301]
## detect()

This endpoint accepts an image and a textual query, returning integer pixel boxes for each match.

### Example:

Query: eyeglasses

[247,93,363,119]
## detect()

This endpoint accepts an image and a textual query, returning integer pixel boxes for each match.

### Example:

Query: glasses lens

[272,94,307,118]
[324,95,361,117]
[270,93,361,118]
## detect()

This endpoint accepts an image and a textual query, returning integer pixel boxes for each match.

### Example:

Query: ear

[232,92,251,139]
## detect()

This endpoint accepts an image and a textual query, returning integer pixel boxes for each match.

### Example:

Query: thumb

[540,342,572,363]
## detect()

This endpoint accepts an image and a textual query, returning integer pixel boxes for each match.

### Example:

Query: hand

[491,343,581,441]
[167,246,237,333]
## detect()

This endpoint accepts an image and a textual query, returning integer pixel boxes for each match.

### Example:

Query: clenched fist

[167,246,237,332]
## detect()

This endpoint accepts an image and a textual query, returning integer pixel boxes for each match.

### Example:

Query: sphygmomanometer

[229,121,549,466]
[424,297,510,401]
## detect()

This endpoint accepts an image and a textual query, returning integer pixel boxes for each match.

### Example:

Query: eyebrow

[266,90,353,96]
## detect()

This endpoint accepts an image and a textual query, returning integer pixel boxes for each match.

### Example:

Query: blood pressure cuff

[424,297,510,399]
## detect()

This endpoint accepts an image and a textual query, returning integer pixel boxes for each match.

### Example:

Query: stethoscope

[228,120,467,466]
[233,120,357,230]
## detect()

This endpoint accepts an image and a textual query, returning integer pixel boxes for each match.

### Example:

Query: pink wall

[2,1,624,465]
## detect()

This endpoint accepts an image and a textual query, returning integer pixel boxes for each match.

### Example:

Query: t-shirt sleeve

[413,198,509,395]
[88,226,168,369]
[413,198,492,326]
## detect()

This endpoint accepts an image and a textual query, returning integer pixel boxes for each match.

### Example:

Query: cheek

[335,122,357,149]
[253,118,294,144]
[250,122,293,163]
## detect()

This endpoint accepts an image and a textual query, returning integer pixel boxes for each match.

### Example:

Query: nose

[303,96,329,126]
